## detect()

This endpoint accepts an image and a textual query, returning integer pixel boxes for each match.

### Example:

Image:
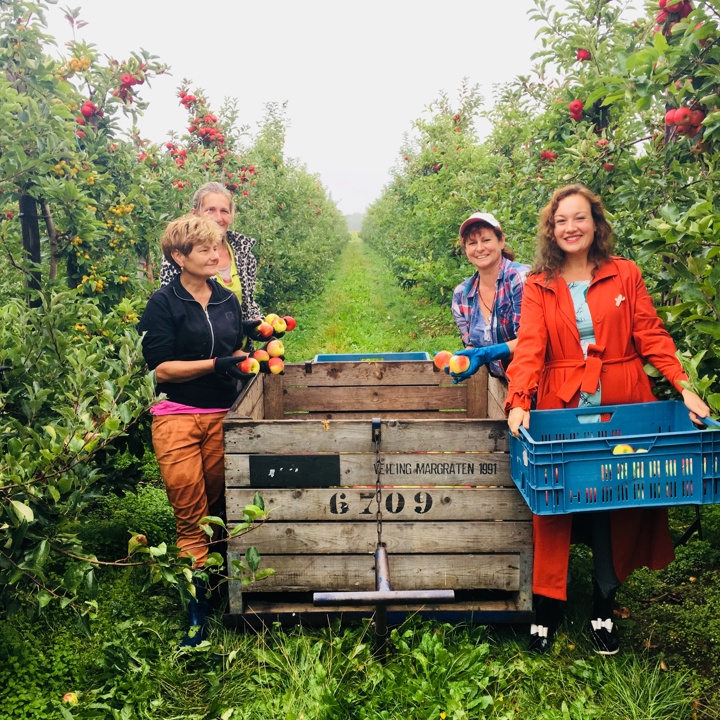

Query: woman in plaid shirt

[449,212,530,381]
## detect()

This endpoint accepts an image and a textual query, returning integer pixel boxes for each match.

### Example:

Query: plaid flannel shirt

[451,256,530,353]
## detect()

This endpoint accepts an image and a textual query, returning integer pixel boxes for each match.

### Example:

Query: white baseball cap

[459,212,502,237]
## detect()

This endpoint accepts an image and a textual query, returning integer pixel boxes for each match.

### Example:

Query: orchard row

[363,0,720,416]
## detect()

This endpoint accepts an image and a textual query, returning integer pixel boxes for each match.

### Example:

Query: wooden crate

[223,360,533,624]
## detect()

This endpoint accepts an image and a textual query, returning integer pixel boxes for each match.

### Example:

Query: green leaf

[32,539,49,569]
[11,501,34,524]
[245,546,260,573]
[653,32,669,53]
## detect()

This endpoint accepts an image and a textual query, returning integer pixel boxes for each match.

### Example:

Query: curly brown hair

[533,184,614,278]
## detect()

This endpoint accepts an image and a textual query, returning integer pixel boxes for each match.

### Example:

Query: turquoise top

[568,280,601,417]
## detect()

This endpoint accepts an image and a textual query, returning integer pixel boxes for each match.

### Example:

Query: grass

[284,233,460,362]
[0,576,708,719]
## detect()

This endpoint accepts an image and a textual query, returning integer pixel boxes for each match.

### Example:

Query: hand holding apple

[448,344,511,383]
[239,356,260,375]
[213,355,257,380]
[243,319,273,341]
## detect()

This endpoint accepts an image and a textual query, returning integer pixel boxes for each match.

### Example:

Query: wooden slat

[226,486,530,522]
[224,418,510,454]
[228,521,532,554]
[263,374,284,419]
[284,410,470,420]
[281,361,446,387]
[226,553,522,592]
[282,384,469,413]
[225,452,514,489]
[465,367,488,418]
[233,374,265,419]
[516,549,533,611]
[236,598,526,615]
[487,375,507,420]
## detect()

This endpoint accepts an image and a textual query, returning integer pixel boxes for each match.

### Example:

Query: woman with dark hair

[449,212,530,381]
[506,184,710,655]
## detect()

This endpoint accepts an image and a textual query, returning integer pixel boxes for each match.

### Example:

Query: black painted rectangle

[249,454,341,488]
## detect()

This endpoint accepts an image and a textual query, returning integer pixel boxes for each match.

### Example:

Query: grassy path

[285,234,460,362]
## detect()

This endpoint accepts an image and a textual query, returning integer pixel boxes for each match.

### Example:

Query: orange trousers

[151,413,226,567]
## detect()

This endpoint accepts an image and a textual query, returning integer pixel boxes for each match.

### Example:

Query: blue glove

[448,343,510,383]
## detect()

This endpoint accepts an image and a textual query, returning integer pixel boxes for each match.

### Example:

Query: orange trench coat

[505,257,686,600]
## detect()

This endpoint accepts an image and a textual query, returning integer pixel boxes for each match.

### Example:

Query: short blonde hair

[161,215,223,266]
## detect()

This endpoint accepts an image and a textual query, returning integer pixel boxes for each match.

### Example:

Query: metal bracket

[371,416,381,444]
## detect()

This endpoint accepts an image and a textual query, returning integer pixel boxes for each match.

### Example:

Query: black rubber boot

[529,594,565,653]
[590,582,619,655]
[179,579,212,648]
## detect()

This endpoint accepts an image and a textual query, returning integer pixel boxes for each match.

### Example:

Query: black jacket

[139,276,244,408]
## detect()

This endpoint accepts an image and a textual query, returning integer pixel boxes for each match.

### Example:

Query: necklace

[480,287,496,315]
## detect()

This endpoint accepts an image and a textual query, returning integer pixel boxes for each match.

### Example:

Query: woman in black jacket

[140,214,250,646]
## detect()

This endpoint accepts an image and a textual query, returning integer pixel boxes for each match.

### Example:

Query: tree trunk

[42,200,59,281]
[19,194,42,307]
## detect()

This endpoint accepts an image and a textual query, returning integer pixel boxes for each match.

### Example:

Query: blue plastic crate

[509,401,720,515]
[313,352,431,362]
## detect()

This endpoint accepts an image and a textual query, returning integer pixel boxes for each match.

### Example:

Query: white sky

[46,1,640,215]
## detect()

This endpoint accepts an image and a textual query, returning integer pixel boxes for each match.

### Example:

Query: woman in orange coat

[506,184,710,655]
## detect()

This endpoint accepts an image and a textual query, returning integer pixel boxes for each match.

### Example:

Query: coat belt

[545,353,640,403]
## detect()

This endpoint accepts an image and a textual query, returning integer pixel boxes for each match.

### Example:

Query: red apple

[675,107,692,125]
[603,162,615,171]
[256,321,274,338]
[448,354,471,375]
[569,99,584,114]
[239,357,260,375]
[576,49,591,61]
[689,109,705,126]
[433,351,452,370]
[266,339,285,358]
[268,357,284,374]
[252,349,270,362]
[283,315,297,331]
[664,109,678,125]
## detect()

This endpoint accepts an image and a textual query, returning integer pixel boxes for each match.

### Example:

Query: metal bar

[375,544,390,592]
[313,589,456,605]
